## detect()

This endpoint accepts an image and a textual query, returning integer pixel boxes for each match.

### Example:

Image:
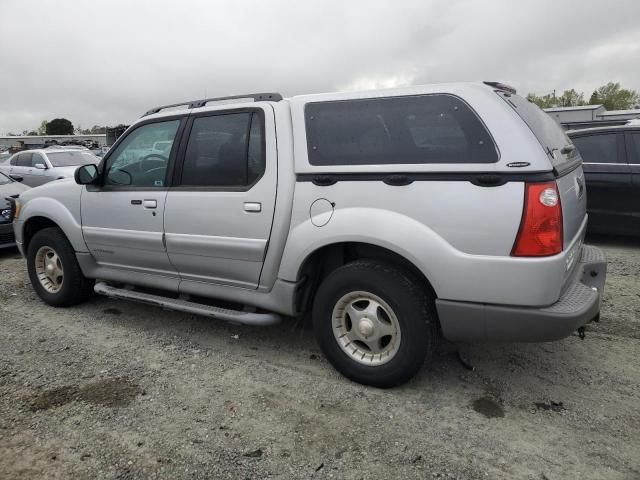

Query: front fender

[16,196,87,253]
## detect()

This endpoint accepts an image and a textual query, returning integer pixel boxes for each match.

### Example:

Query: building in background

[0,134,107,151]
[597,109,640,125]
[544,105,640,130]
[106,125,129,146]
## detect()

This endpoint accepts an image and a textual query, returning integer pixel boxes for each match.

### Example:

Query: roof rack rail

[142,92,283,117]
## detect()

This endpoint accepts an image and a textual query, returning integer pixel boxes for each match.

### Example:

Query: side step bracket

[94,282,281,326]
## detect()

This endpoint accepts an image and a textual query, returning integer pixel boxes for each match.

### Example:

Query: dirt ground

[0,235,638,480]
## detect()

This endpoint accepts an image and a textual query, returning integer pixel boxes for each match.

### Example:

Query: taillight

[511,181,563,257]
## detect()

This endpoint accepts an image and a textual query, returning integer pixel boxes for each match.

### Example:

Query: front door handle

[142,199,157,209]
[244,202,262,212]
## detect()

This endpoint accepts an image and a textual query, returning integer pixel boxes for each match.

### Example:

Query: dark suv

[568,125,640,236]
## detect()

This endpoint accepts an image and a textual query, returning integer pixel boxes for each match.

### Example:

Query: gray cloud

[1,0,639,134]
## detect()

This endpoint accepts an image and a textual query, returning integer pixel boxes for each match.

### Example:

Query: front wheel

[312,260,435,387]
[27,227,94,307]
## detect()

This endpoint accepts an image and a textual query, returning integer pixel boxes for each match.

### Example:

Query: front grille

[0,230,15,245]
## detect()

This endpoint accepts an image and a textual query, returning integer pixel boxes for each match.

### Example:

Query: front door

[81,119,183,280]
[29,152,49,186]
[164,107,277,289]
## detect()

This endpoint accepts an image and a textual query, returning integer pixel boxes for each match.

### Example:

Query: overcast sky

[1,0,639,134]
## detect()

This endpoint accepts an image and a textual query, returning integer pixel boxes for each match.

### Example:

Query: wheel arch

[22,216,61,253]
[19,197,86,254]
[293,241,438,315]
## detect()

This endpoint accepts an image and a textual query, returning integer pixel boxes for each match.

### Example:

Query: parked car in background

[1,148,100,187]
[150,141,173,156]
[568,125,640,236]
[89,146,110,158]
[45,145,89,151]
[0,154,13,174]
[11,83,607,387]
[0,171,29,248]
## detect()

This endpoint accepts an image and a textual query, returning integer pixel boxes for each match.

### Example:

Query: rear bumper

[436,245,607,342]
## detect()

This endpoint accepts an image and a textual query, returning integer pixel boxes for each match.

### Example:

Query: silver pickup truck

[9,82,607,387]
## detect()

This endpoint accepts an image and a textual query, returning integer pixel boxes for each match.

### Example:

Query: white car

[1,148,100,187]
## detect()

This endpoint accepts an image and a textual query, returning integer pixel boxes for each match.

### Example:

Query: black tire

[312,260,435,388]
[27,227,94,307]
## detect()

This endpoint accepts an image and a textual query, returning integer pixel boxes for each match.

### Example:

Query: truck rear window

[305,94,498,166]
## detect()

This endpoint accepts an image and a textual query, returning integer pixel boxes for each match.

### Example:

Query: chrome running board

[94,282,281,326]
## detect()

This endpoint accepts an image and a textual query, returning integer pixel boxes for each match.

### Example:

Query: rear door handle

[244,202,262,212]
[142,199,157,209]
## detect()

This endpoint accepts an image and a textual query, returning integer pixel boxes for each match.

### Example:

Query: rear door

[10,152,32,185]
[624,130,640,234]
[164,106,277,289]
[571,132,632,235]
[496,92,586,247]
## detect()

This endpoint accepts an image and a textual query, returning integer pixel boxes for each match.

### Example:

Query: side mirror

[34,163,47,170]
[75,164,99,185]
[9,174,23,182]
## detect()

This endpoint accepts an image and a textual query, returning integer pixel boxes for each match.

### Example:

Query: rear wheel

[312,260,435,387]
[27,227,94,307]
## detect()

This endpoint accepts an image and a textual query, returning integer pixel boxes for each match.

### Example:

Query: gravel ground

[0,235,639,480]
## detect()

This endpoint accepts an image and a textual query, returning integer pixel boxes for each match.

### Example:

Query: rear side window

[630,133,640,162]
[16,153,33,167]
[179,111,264,187]
[571,134,618,164]
[305,94,498,166]
[496,92,573,167]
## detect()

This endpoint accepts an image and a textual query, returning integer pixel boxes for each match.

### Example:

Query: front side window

[104,120,180,187]
[31,153,47,167]
[305,94,498,166]
[179,111,264,187]
[571,134,618,164]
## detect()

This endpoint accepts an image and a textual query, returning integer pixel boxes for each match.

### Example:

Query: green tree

[90,125,107,134]
[556,89,585,107]
[588,82,640,110]
[46,118,74,135]
[527,89,586,108]
[75,124,90,135]
[526,92,558,108]
[37,120,48,135]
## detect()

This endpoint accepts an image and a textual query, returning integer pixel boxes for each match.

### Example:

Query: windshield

[46,151,99,167]
[0,171,12,185]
